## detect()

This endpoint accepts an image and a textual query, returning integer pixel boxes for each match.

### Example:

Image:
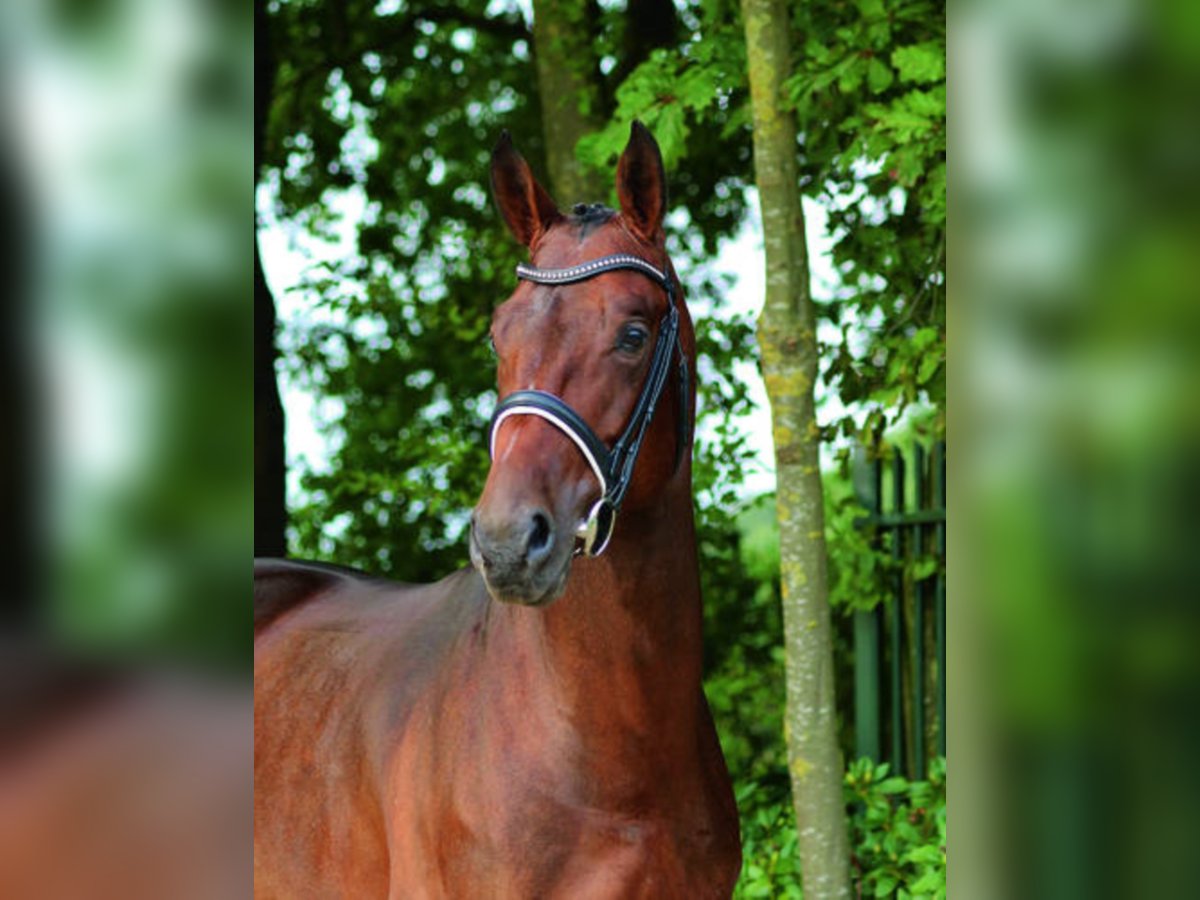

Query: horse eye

[488,335,497,357]
[616,325,649,354]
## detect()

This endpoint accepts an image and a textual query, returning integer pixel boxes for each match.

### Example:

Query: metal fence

[851,441,946,779]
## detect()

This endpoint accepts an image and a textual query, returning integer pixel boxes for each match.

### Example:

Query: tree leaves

[264,0,761,576]
[892,41,945,84]
[868,57,895,94]
[780,0,946,444]
[576,31,747,175]
[736,757,946,898]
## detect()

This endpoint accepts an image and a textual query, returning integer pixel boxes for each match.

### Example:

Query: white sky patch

[257,182,364,508]
[708,190,847,497]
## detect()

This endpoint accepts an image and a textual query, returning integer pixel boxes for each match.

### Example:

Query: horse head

[470,122,694,606]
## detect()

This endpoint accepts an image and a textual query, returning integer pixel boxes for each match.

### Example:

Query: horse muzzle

[469,505,571,606]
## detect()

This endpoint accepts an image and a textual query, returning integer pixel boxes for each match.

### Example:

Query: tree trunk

[740,0,852,896]
[531,0,607,203]
[0,127,37,625]
[611,0,679,88]
[254,0,287,557]
[254,240,287,558]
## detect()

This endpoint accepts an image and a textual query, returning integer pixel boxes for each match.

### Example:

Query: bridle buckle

[575,497,617,557]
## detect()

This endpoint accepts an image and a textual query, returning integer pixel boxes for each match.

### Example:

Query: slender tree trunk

[740,0,852,896]
[254,241,287,558]
[531,0,607,202]
[254,0,287,557]
[0,128,37,625]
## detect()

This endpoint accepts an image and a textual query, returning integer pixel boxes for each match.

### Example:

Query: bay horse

[254,122,742,898]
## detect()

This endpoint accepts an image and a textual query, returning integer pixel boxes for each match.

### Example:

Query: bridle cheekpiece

[487,253,689,557]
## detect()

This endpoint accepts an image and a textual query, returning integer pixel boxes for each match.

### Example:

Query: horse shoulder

[254,565,489,898]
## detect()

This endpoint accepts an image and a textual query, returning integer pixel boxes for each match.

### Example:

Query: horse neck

[486,472,705,743]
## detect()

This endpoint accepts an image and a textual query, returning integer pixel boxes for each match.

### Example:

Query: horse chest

[383,745,737,899]
[375,649,739,897]
[417,806,736,900]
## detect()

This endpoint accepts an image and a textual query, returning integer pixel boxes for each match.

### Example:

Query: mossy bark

[531,0,607,203]
[740,0,852,895]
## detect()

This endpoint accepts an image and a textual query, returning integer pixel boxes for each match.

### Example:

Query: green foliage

[577,33,748,174]
[267,0,945,577]
[703,495,787,785]
[706,451,944,843]
[820,389,947,619]
[891,42,945,85]
[704,473,868,782]
[262,0,759,574]
[263,0,541,579]
[783,0,946,440]
[692,309,761,545]
[720,462,907,624]
[733,780,803,898]
[575,0,946,442]
[824,462,892,614]
[733,758,947,898]
[845,756,947,899]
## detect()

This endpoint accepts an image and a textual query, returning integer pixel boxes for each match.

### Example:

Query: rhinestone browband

[515,254,668,289]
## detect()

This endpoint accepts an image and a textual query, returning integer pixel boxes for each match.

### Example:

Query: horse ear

[616,121,666,243]
[490,131,561,248]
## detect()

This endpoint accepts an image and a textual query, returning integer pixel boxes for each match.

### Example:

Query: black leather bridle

[488,253,689,556]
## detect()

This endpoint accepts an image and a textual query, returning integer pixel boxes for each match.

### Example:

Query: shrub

[846,756,946,899]
[733,757,946,899]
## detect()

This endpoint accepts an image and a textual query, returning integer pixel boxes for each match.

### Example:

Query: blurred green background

[954,0,1200,896]
[3,0,251,667]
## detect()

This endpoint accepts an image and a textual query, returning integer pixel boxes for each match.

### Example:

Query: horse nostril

[526,510,554,563]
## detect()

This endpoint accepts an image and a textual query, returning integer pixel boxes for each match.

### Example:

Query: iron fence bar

[890,451,905,775]
[852,446,883,762]
[912,443,927,780]
[934,440,946,758]
[853,610,882,761]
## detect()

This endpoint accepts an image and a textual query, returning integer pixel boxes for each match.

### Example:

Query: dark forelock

[567,203,615,238]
